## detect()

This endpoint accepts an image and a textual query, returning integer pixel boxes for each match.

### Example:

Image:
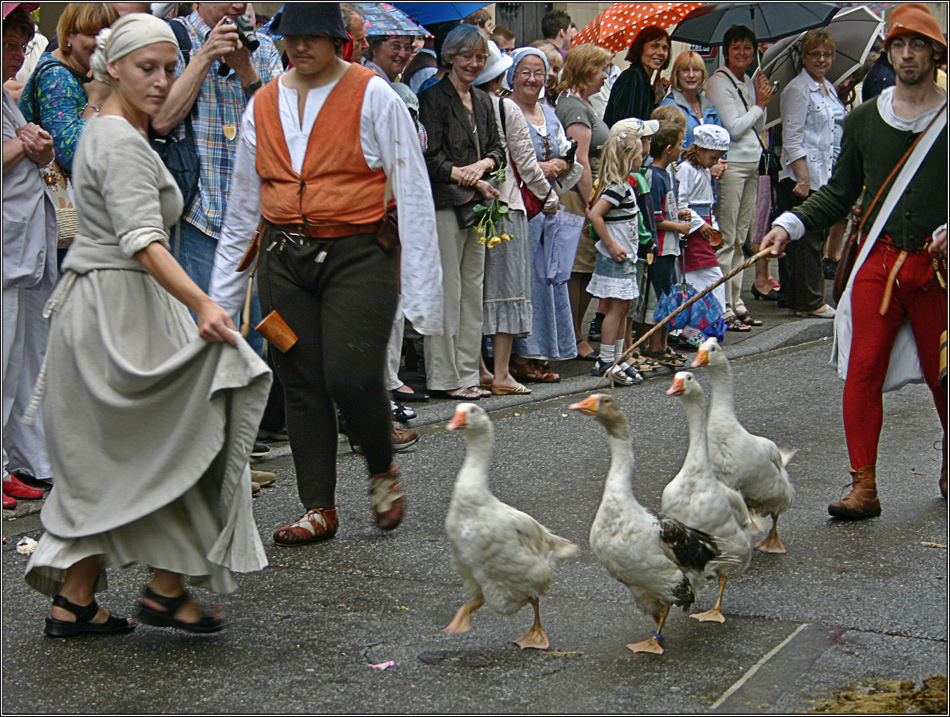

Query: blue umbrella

[670,2,840,46]
[393,3,490,26]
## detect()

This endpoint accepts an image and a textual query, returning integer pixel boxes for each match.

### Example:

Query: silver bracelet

[82,103,100,115]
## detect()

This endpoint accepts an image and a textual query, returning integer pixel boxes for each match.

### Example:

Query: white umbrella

[760,5,884,129]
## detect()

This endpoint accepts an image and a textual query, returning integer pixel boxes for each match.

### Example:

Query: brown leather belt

[271,220,383,239]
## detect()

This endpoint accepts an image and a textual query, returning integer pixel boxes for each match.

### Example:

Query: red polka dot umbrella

[571,2,707,54]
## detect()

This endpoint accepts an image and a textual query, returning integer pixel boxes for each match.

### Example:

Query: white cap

[693,124,730,151]
[611,117,660,139]
[475,40,513,87]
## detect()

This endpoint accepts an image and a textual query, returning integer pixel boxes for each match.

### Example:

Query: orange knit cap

[883,3,947,64]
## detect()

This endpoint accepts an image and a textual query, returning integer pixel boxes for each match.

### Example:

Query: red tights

[842,242,947,470]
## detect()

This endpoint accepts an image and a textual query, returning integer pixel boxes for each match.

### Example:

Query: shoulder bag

[717,69,780,180]
[28,59,86,248]
[498,96,545,219]
[148,19,201,209]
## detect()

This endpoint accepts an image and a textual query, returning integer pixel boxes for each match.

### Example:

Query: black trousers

[774,178,827,313]
[257,223,399,510]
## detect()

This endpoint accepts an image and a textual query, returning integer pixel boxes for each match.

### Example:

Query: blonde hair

[557,44,612,96]
[670,51,708,92]
[57,3,118,56]
[651,104,686,130]
[593,120,644,204]
[797,28,836,72]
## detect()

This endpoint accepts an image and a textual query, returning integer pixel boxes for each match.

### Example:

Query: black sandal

[137,586,227,634]
[45,595,135,638]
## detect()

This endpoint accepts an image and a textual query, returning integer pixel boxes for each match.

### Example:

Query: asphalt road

[2,335,946,714]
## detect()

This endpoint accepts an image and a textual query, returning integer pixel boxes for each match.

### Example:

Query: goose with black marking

[444,403,577,650]
[663,373,754,624]
[571,394,733,654]
[692,337,795,554]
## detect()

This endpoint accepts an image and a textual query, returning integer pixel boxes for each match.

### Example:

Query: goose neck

[682,393,711,469]
[707,362,735,415]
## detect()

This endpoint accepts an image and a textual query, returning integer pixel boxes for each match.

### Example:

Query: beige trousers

[425,208,485,391]
[715,160,758,319]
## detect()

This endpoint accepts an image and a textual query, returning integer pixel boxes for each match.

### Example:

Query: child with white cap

[676,123,731,333]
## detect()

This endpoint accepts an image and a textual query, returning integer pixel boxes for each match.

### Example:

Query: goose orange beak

[692,349,709,368]
[446,409,468,430]
[667,377,685,396]
[569,395,602,415]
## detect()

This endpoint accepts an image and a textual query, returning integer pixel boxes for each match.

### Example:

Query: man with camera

[151,2,282,340]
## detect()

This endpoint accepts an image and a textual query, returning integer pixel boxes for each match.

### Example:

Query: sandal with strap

[274,506,339,546]
[45,595,135,638]
[736,312,763,327]
[510,358,560,383]
[137,586,227,633]
[628,352,657,372]
[644,348,687,368]
[726,318,752,332]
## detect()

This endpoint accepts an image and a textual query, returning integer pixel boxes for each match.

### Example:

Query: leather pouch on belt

[256,310,298,352]
[237,218,268,272]
[377,210,399,250]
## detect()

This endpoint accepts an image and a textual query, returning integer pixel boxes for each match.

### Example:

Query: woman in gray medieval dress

[25,13,270,638]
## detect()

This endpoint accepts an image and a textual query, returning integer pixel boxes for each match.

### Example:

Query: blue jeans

[177,221,264,355]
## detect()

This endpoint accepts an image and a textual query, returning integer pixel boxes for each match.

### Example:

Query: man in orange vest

[211,3,443,546]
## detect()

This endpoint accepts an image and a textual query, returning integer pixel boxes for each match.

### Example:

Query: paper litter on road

[370,661,395,670]
[16,537,37,554]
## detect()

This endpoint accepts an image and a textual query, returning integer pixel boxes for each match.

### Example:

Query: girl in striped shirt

[586,125,647,386]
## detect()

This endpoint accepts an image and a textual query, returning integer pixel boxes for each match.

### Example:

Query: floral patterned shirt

[18,53,89,173]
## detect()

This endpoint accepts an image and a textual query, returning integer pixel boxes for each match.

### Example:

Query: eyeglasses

[517,70,546,80]
[889,37,930,52]
[383,41,414,53]
[2,41,30,54]
[806,51,834,60]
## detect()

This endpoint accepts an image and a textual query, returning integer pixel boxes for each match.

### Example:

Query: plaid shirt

[173,11,283,239]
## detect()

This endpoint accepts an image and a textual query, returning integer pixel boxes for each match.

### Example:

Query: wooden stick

[594,246,775,389]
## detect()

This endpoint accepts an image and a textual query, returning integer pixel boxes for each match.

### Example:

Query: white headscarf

[89,13,178,85]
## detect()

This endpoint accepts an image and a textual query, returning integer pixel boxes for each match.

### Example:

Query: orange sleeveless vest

[254,64,388,226]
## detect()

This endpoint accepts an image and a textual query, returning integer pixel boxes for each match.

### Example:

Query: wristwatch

[243,79,263,96]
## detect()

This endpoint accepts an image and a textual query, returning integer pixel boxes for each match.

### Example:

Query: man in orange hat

[762,3,948,519]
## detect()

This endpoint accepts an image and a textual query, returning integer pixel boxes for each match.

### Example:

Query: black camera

[215,15,259,76]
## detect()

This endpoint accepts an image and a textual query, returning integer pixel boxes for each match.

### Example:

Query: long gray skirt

[482,208,531,337]
[24,268,271,597]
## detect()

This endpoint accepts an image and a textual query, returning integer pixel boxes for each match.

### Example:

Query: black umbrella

[670,2,840,46]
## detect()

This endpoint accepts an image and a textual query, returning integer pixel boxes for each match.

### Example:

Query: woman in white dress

[25,13,271,638]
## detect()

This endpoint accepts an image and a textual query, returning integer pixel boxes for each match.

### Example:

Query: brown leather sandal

[273,507,339,546]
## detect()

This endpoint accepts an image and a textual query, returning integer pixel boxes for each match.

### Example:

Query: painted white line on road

[710,622,811,710]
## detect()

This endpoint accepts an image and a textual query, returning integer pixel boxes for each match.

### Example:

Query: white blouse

[778,68,842,190]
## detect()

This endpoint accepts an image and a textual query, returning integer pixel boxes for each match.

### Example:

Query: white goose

[444,403,577,650]
[662,373,753,624]
[692,337,795,554]
[571,394,732,654]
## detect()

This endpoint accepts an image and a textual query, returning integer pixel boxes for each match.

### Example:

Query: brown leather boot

[828,465,882,520]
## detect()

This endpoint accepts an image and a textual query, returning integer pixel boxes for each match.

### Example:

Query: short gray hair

[441,23,489,65]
